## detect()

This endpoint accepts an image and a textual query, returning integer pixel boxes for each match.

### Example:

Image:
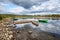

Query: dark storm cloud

[11,0,49,9]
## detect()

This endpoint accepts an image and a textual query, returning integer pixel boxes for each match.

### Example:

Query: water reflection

[15,19,60,37]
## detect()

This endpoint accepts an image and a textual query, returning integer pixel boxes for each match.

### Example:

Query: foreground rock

[0,18,15,40]
[12,24,60,40]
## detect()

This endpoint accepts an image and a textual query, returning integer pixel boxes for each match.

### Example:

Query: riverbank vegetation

[0,14,60,19]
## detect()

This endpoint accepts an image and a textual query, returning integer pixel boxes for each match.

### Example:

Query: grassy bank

[0,14,60,19]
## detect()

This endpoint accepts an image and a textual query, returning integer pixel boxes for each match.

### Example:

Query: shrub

[0,16,2,20]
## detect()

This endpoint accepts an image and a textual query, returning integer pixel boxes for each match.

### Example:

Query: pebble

[0,19,14,40]
[28,30,33,34]
[9,35,13,39]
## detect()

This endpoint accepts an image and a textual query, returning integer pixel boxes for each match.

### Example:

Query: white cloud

[0,0,60,14]
[30,6,44,11]
[28,0,60,13]
[9,6,25,13]
[0,2,8,12]
[0,2,26,14]
[0,0,11,3]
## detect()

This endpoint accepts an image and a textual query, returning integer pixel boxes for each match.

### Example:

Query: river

[15,19,60,37]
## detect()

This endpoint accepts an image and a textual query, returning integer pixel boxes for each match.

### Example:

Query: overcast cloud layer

[0,0,60,15]
[11,0,49,9]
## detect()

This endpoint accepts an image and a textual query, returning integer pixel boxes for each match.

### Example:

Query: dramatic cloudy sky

[0,0,60,15]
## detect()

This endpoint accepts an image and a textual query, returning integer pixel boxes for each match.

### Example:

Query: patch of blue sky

[6,4,18,9]
[0,2,18,9]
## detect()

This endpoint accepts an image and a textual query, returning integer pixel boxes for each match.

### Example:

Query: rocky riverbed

[0,18,60,40]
